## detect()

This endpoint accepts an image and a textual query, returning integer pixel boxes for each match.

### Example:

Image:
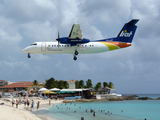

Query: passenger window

[85,45,87,47]
[48,45,50,47]
[54,45,56,47]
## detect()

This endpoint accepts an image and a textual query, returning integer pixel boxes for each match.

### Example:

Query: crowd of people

[11,98,40,110]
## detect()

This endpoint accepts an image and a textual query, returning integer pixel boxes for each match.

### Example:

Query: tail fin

[117,19,139,43]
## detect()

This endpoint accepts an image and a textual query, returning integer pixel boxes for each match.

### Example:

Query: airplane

[22,19,139,60]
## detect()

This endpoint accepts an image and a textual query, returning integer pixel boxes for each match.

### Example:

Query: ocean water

[34,94,160,120]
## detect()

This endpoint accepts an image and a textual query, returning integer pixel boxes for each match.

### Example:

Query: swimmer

[93,112,95,116]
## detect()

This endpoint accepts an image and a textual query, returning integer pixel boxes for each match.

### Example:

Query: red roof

[67,79,77,82]
[0,81,33,88]
[0,80,7,82]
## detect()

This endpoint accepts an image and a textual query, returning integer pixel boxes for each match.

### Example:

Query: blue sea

[34,94,160,120]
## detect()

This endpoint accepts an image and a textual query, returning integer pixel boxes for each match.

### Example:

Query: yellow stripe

[100,42,120,50]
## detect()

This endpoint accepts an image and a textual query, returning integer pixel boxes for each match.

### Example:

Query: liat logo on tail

[120,30,132,37]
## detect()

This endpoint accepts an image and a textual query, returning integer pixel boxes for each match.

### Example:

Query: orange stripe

[107,42,132,48]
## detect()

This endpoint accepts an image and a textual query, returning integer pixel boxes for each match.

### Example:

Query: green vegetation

[35,77,114,92]
[44,77,69,89]
[94,82,101,92]
[33,80,39,86]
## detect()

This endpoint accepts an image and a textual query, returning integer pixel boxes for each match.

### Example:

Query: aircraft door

[41,42,46,51]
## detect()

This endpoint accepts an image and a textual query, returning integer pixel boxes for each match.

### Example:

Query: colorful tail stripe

[100,42,131,51]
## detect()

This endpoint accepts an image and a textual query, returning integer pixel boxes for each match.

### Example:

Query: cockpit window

[31,43,37,46]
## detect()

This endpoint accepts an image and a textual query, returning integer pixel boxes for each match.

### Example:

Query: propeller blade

[56,32,60,48]
[58,31,60,39]
[56,31,60,41]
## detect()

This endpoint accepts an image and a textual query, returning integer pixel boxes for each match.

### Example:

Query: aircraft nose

[22,47,29,53]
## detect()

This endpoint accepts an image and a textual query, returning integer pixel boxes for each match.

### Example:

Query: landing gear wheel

[75,50,78,55]
[27,53,31,58]
[73,56,77,61]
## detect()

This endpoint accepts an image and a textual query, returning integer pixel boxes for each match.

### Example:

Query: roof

[61,89,82,91]
[0,80,7,82]
[67,79,77,82]
[0,81,33,88]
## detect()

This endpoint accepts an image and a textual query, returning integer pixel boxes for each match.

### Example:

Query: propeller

[56,32,60,47]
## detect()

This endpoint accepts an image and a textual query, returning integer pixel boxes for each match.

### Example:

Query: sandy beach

[0,97,63,120]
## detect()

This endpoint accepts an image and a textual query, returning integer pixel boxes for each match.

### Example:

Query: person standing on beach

[37,101,40,110]
[31,101,34,108]
[12,99,14,107]
[24,100,26,107]
[49,99,51,106]
[16,100,18,108]
[27,100,30,108]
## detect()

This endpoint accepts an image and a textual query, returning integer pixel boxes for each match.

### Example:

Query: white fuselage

[22,42,110,55]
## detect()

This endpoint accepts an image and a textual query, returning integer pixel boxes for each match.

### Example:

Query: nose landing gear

[27,53,31,58]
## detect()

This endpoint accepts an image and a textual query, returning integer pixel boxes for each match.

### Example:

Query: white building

[67,80,77,89]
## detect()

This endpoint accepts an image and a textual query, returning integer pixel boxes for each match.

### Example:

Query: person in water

[93,112,95,116]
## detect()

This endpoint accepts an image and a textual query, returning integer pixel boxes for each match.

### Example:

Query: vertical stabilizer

[117,19,139,43]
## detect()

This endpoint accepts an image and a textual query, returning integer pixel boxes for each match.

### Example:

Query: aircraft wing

[68,24,83,40]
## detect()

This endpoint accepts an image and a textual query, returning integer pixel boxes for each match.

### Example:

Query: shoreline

[0,95,160,120]
[0,97,63,120]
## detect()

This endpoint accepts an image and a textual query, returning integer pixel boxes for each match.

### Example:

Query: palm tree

[33,80,38,86]
[75,81,80,88]
[108,82,114,94]
[63,81,69,89]
[108,82,114,89]
[94,82,101,93]
[86,79,93,88]
[79,80,84,88]
[103,82,108,94]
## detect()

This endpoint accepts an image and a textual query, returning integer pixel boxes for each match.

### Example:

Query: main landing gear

[27,53,31,58]
[73,50,78,61]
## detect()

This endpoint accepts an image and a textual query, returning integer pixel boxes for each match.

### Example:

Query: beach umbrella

[38,88,48,92]
[50,88,60,91]
[42,90,57,94]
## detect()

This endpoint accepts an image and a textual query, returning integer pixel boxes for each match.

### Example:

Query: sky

[0,0,160,94]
